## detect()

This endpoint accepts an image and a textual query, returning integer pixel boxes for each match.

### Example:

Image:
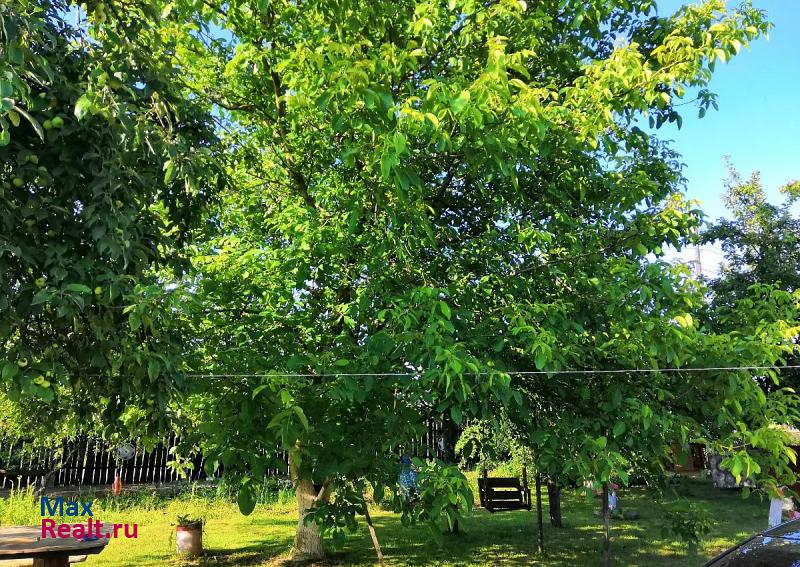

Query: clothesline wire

[86,365,800,379]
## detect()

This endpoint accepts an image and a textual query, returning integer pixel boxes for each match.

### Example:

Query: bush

[662,501,715,551]
[404,458,473,537]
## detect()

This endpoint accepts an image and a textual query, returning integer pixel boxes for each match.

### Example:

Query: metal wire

[169,365,800,379]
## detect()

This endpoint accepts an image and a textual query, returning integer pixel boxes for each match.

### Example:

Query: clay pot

[176,522,203,558]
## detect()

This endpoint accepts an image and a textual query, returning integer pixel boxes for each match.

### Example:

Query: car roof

[706,520,800,566]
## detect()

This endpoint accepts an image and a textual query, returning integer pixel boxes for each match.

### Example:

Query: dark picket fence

[0,420,448,490]
[0,435,220,490]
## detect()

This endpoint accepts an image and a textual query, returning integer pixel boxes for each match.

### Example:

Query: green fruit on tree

[12,177,24,187]
[43,119,53,130]
[51,116,64,128]
[35,277,46,288]
[16,358,28,368]
[94,286,103,295]
[27,155,39,164]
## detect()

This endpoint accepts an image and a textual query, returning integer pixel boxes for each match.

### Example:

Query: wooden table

[0,525,111,567]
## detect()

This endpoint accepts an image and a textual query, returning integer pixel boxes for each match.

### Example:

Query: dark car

[705,520,800,566]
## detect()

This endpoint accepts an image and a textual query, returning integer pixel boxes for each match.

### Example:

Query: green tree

[0,0,221,442]
[120,0,796,560]
[703,160,800,389]
[6,0,800,563]
[704,160,800,310]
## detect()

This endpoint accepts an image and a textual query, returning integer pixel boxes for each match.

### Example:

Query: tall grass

[0,478,296,528]
[0,485,40,525]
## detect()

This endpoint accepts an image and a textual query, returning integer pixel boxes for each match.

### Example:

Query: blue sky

[654,0,800,222]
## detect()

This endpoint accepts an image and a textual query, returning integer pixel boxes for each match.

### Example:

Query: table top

[0,525,111,559]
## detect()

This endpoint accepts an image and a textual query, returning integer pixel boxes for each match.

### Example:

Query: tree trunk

[535,472,544,553]
[547,478,563,528]
[292,478,325,561]
[441,416,460,534]
[363,502,386,566]
[289,454,331,563]
[602,483,612,567]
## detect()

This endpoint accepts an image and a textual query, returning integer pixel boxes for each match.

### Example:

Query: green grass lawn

[0,477,773,566]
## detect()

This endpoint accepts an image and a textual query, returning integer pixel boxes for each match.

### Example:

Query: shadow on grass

[193,536,294,566]
[82,477,769,567]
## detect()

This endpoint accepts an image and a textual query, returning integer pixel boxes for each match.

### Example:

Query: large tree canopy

[132,0,794,557]
[3,0,799,561]
[0,0,222,439]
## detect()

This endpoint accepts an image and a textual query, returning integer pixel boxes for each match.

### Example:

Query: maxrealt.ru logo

[40,496,138,539]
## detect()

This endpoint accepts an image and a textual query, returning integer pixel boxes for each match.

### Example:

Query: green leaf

[65,283,92,294]
[730,458,743,481]
[7,110,20,127]
[74,94,93,121]
[1,362,19,381]
[31,289,51,306]
[292,406,310,430]
[451,91,470,114]
[163,159,176,184]
[147,359,160,380]
[36,386,54,403]
[393,132,407,155]
[380,151,395,179]
[534,350,547,370]
[450,405,462,425]
[252,384,270,399]
[424,112,439,128]
[675,313,693,328]
[12,105,44,141]
[237,485,256,515]
[612,421,626,437]
[267,409,290,429]
[8,45,23,65]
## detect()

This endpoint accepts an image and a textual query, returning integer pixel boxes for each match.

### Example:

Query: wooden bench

[478,469,531,513]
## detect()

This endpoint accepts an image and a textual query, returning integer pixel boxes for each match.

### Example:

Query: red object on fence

[111,474,122,496]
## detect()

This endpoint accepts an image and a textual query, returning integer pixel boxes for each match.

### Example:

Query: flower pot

[176,522,203,558]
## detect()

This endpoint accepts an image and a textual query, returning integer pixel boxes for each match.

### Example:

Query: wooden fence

[0,421,448,490]
[0,435,219,490]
